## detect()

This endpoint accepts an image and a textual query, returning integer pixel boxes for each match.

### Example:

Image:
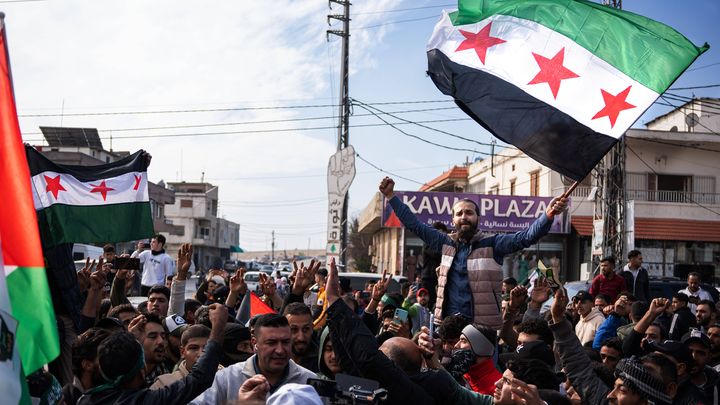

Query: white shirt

[138,250,175,287]
[622,264,639,292]
[678,286,714,314]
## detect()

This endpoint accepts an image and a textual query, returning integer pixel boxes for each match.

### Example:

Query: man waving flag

[426,0,708,181]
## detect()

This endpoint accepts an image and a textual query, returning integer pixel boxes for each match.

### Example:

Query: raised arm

[493,196,567,258]
[169,243,192,315]
[380,177,448,252]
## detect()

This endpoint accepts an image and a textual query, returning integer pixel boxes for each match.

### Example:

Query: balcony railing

[552,187,719,204]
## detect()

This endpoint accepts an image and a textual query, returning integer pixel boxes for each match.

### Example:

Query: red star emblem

[527,48,579,99]
[44,175,66,199]
[591,85,636,128]
[455,22,506,64]
[133,174,142,191]
[90,180,114,201]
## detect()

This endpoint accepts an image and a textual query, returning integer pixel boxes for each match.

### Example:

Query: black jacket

[77,340,223,405]
[326,299,433,404]
[618,267,650,303]
[669,306,697,341]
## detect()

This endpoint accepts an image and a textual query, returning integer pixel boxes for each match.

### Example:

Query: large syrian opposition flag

[427,0,708,181]
[26,146,155,247]
[0,15,60,391]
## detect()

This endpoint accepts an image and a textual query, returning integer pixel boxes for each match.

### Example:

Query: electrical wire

[354,152,425,185]
[354,4,454,15]
[658,95,720,137]
[686,62,720,72]
[354,15,439,30]
[668,83,720,91]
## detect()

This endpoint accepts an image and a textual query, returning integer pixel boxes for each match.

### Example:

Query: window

[509,179,516,196]
[489,185,499,195]
[529,171,540,196]
[180,199,193,208]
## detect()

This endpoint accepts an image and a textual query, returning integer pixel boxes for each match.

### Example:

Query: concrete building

[358,103,720,282]
[163,182,240,271]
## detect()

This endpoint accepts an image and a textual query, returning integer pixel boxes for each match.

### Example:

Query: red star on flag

[591,85,636,128]
[90,180,114,201]
[527,48,579,99]
[133,174,142,191]
[455,22,506,64]
[44,175,66,199]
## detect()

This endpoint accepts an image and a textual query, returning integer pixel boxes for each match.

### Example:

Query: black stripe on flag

[26,146,148,182]
[427,49,617,181]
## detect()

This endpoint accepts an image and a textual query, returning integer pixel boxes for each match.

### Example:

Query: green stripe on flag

[7,266,59,375]
[449,0,708,93]
[37,202,154,247]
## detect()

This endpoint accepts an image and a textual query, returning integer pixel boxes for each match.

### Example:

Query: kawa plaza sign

[382,191,570,234]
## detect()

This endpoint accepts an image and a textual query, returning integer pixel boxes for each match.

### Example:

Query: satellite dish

[685,112,699,128]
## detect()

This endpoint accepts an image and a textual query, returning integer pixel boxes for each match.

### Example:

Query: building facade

[163,182,240,271]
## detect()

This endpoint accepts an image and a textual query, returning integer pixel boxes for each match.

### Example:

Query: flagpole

[561,180,580,199]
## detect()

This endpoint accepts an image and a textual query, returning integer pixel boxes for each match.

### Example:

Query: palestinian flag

[26,146,155,247]
[0,15,60,386]
[426,0,708,181]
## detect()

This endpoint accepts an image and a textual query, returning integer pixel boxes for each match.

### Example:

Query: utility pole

[271,230,275,262]
[327,0,351,265]
[594,0,626,268]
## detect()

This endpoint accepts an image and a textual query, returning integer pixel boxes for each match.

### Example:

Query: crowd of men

[26,177,720,405]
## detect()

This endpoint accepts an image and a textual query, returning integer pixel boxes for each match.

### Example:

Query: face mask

[448,349,475,380]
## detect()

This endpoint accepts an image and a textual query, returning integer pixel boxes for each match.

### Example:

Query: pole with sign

[326,145,355,265]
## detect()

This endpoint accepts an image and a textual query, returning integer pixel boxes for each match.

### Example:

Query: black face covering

[448,349,475,380]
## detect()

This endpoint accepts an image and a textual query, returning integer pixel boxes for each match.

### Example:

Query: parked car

[258,264,275,274]
[244,271,264,293]
[338,272,408,294]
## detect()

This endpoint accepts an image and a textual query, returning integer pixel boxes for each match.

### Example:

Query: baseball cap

[210,275,226,286]
[96,316,123,330]
[461,324,494,357]
[267,383,323,405]
[573,290,594,303]
[164,314,189,338]
[682,329,711,348]
[417,288,429,297]
[646,340,693,366]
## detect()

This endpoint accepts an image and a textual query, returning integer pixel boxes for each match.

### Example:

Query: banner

[382,191,569,234]
[326,146,355,264]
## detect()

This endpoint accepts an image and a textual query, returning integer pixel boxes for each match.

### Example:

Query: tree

[348,217,372,272]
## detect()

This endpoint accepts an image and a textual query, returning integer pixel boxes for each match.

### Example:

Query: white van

[72,244,104,261]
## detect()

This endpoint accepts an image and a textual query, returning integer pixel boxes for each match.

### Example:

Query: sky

[8,0,720,253]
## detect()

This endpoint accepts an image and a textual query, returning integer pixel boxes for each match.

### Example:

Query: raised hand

[530,277,552,304]
[237,374,270,402]
[176,243,193,281]
[550,288,569,324]
[77,257,94,292]
[229,268,247,294]
[417,326,440,358]
[378,176,395,199]
[128,314,146,340]
[372,269,392,301]
[208,303,229,330]
[89,264,108,291]
[649,298,669,318]
[325,258,342,306]
[545,196,569,218]
[508,285,528,312]
[508,378,544,405]
[258,272,276,297]
[291,259,320,295]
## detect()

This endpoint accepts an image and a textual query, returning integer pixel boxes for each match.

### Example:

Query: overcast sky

[9,0,720,252]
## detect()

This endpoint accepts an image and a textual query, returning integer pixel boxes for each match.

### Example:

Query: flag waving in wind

[426,0,708,181]
[0,12,60,392]
[26,146,155,248]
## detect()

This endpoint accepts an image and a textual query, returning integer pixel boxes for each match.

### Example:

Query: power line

[354,4,454,15]
[668,83,720,91]
[22,118,471,143]
[659,95,720,137]
[626,145,720,216]
[686,62,720,72]
[355,152,425,185]
[354,15,439,30]
[17,99,453,118]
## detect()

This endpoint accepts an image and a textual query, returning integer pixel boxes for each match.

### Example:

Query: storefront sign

[382,191,570,234]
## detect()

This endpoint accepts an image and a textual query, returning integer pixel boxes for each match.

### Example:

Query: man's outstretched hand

[545,196,569,218]
[379,177,395,199]
[326,258,342,306]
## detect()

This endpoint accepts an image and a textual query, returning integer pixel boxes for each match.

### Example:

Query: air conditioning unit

[580,262,592,281]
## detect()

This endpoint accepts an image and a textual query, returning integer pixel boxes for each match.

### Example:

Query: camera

[308,374,388,404]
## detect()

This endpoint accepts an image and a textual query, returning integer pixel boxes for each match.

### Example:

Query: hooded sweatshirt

[575,307,605,345]
[316,327,335,380]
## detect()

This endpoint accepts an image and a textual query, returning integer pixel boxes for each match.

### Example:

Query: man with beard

[403,286,432,335]
[707,324,720,370]
[190,313,315,403]
[679,272,715,314]
[683,330,719,403]
[62,328,112,404]
[589,256,627,303]
[379,176,567,329]
[283,302,318,372]
[127,313,171,387]
[696,300,716,333]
